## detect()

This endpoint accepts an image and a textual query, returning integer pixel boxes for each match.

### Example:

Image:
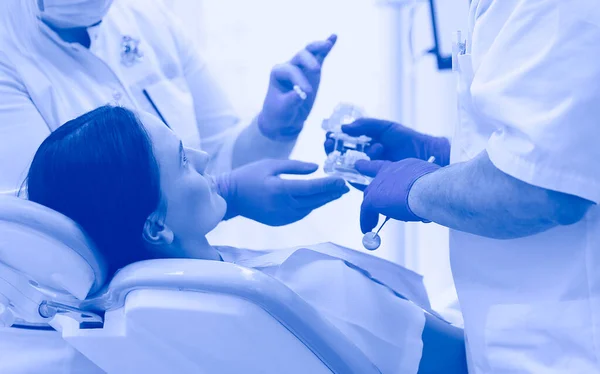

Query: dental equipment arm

[408,151,593,240]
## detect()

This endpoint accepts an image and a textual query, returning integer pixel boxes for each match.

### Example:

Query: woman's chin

[204,196,227,233]
[214,195,227,219]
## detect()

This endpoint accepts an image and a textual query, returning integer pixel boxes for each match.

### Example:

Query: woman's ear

[142,214,174,246]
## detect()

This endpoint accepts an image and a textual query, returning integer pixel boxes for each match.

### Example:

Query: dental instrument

[362,217,389,251]
[293,85,307,100]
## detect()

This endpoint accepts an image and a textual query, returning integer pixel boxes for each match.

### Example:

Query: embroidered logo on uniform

[120,36,144,67]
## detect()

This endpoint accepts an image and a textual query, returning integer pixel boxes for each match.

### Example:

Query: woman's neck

[174,236,222,262]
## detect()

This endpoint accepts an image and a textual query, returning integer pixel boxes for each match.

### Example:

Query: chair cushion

[0,196,106,298]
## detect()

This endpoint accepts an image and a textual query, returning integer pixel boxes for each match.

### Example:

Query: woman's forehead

[137,112,182,176]
[138,112,178,150]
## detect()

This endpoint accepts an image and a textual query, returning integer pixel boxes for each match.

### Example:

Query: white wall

[165,0,470,318]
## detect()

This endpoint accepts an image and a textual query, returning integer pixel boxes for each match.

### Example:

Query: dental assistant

[327,0,600,372]
[0,0,348,226]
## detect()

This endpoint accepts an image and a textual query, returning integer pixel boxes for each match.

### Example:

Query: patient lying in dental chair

[3,106,465,373]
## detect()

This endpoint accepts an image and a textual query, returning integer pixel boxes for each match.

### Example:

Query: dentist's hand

[216,159,349,226]
[357,159,440,233]
[258,34,337,141]
[324,118,451,166]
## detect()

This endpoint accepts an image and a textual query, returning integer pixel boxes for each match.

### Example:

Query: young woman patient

[25,105,466,374]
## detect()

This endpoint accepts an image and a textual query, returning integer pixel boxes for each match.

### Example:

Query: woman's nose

[186,148,210,174]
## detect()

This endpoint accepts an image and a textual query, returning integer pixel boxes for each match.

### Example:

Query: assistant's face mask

[38,0,114,29]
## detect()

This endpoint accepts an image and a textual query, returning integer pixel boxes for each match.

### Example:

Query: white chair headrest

[0,196,106,300]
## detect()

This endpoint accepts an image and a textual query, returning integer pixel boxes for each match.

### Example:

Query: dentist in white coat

[328,0,600,372]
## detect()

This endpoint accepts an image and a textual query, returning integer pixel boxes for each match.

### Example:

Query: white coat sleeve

[471,0,600,203]
[158,1,295,173]
[0,54,50,195]
[158,5,241,173]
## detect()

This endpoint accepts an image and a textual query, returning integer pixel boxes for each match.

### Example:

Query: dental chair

[0,196,380,374]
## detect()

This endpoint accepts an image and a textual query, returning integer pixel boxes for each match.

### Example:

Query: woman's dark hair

[27,105,162,277]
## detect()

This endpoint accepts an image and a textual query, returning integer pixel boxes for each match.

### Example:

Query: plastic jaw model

[322,104,372,185]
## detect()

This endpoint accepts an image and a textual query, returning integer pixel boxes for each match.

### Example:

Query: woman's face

[140,113,227,242]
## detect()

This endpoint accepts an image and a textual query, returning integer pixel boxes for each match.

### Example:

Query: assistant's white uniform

[0,0,289,195]
[452,0,600,372]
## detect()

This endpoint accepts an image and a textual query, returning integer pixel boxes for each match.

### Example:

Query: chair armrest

[84,259,380,374]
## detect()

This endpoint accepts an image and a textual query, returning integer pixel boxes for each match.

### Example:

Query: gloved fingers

[354,160,390,178]
[271,64,313,95]
[290,209,314,224]
[283,176,349,196]
[349,182,367,192]
[269,159,319,175]
[365,143,385,160]
[341,118,393,139]
[360,198,380,234]
[265,210,312,227]
[324,132,335,154]
[278,90,305,110]
[305,34,337,64]
[291,49,321,75]
[293,190,347,210]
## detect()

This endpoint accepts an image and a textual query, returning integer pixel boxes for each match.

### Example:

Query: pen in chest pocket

[142,89,170,128]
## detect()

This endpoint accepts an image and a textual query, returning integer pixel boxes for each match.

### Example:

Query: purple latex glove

[259,35,337,141]
[216,159,349,226]
[324,118,451,166]
[356,159,440,233]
